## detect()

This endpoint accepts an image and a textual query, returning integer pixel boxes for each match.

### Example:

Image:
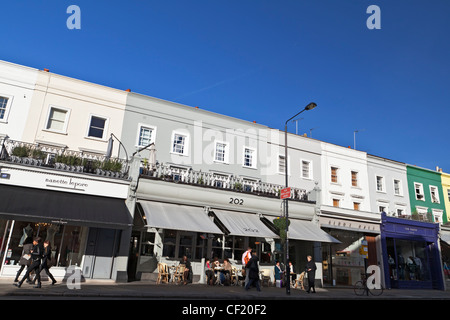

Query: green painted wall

[407,165,447,223]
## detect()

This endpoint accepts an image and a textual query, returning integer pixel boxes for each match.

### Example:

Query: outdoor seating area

[155,261,305,290]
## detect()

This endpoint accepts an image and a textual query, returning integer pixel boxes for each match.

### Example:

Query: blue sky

[1,0,449,171]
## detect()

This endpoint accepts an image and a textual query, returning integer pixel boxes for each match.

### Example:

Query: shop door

[84,228,117,279]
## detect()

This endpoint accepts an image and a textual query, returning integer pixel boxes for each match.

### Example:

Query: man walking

[14,237,44,288]
[242,247,252,286]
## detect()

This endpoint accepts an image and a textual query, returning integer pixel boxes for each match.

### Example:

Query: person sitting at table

[205,258,215,286]
[222,258,232,285]
[274,260,284,282]
[181,255,193,285]
[289,260,297,283]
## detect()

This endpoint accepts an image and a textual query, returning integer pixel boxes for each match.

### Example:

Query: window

[333,199,340,208]
[396,208,404,217]
[448,189,450,202]
[376,176,385,192]
[415,183,425,201]
[0,96,9,121]
[46,106,70,132]
[430,186,440,204]
[351,171,358,187]
[353,202,360,211]
[172,133,188,155]
[379,206,386,214]
[214,142,228,163]
[87,115,107,139]
[394,179,402,196]
[278,155,286,174]
[137,125,155,147]
[243,147,256,168]
[302,160,312,179]
[331,167,338,183]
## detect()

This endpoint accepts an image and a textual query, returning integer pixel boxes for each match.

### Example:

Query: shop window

[162,229,176,258]
[386,238,431,282]
[1,220,87,268]
[140,232,155,256]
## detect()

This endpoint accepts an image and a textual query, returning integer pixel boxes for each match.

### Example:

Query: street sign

[280,187,291,200]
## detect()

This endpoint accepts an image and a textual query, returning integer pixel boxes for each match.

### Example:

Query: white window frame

[171,131,189,156]
[330,166,339,184]
[0,94,13,123]
[301,159,313,180]
[429,185,440,204]
[393,179,403,196]
[414,182,425,201]
[278,154,287,175]
[136,123,157,147]
[243,146,257,169]
[376,175,385,193]
[351,170,359,187]
[432,209,444,224]
[85,114,109,140]
[214,141,229,164]
[447,188,450,203]
[44,105,71,134]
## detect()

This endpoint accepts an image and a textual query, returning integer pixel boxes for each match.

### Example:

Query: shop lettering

[45,177,89,190]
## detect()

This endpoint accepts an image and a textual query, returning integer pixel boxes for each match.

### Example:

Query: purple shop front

[381,213,444,290]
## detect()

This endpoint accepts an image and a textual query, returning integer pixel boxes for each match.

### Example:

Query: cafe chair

[295,271,305,290]
[174,264,186,284]
[156,263,169,284]
[260,269,271,287]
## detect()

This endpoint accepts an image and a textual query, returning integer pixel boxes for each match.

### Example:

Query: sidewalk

[1,278,450,300]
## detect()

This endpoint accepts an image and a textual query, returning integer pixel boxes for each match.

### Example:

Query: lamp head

[305,102,317,111]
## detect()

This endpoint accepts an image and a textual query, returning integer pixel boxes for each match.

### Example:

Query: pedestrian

[14,236,33,284]
[241,247,252,286]
[305,255,316,293]
[181,255,193,285]
[244,254,261,292]
[32,240,57,285]
[14,237,44,288]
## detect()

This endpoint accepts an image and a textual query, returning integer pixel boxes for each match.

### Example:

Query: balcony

[0,138,128,179]
[139,162,313,203]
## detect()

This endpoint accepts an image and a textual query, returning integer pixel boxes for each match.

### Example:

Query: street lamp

[284,102,317,295]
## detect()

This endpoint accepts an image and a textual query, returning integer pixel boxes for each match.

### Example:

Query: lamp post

[284,102,317,295]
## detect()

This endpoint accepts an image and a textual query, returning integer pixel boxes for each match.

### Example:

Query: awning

[0,184,132,229]
[288,219,341,243]
[138,201,223,234]
[441,231,450,245]
[211,209,278,238]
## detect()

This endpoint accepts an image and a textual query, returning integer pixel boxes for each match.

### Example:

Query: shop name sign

[45,177,89,191]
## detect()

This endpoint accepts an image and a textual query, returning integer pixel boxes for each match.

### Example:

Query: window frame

[376,175,385,193]
[85,114,109,140]
[414,182,425,201]
[330,166,339,184]
[393,179,403,196]
[429,185,440,204]
[243,146,257,169]
[136,123,157,147]
[171,131,190,156]
[214,141,229,164]
[0,94,13,123]
[351,171,359,187]
[44,105,71,134]
[301,159,313,180]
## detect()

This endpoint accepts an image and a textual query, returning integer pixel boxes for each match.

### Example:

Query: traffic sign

[280,187,291,200]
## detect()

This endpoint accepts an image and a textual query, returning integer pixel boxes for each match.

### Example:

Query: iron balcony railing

[139,162,312,203]
[0,138,128,179]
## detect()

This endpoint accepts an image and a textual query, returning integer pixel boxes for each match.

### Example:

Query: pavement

[1,277,450,300]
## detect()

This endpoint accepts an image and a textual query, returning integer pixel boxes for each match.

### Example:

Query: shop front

[380,213,444,290]
[319,214,381,287]
[0,165,133,281]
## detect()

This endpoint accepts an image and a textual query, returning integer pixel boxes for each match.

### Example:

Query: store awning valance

[441,231,450,245]
[138,201,223,234]
[211,209,278,238]
[0,184,132,229]
[288,219,341,243]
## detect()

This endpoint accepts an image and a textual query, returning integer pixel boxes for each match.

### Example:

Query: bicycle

[353,275,384,296]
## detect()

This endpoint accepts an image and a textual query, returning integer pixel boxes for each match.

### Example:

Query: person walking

[242,247,252,286]
[32,240,57,286]
[244,254,261,292]
[14,236,33,283]
[305,255,316,293]
[14,237,44,288]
